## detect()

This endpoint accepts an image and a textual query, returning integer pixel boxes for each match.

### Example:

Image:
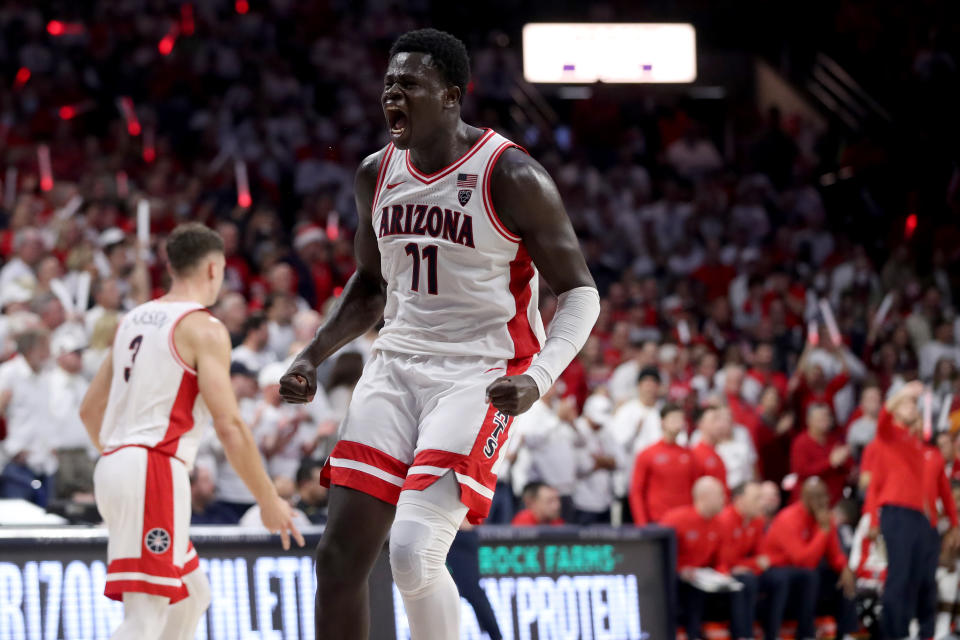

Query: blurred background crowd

[2,0,960,637]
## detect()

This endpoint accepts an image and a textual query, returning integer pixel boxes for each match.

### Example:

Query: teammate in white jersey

[281,29,600,640]
[80,223,303,640]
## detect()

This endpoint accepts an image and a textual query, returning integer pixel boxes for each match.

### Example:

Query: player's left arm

[79,350,113,454]
[485,148,599,416]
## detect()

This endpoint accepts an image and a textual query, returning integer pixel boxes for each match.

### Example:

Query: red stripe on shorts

[321,466,404,505]
[319,440,410,505]
[104,450,188,602]
[108,555,181,579]
[324,440,409,476]
[402,356,532,524]
[105,580,188,603]
[143,450,176,563]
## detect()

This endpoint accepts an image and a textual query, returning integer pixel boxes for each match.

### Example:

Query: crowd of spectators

[3,1,960,638]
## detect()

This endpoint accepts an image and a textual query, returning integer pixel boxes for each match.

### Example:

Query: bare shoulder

[489,147,552,191]
[355,147,390,191]
[179,311,230,351]
[490,146,564,234]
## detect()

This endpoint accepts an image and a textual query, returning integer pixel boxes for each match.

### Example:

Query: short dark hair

[166,223,224,276]
[637,366,661,384]
[389,29,470,103]
[730,482,749,500]
[660,403,683,419]
[243,311,267,336]
[521,481,548,503]
[296,459,324,486]
[229,361,256,378]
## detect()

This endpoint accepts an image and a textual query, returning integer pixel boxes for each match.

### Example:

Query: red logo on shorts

[483,412,510,458]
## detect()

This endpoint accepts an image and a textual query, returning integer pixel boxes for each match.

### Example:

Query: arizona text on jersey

[371,129,546,360]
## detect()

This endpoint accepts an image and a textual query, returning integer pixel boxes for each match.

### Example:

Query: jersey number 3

[123,334,144,382]
[404,243,438,295]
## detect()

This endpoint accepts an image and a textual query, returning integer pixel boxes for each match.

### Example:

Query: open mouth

[385,105,408,137]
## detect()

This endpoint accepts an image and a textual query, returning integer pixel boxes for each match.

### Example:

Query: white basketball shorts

[94,445,198,603]
[320,350,531,523]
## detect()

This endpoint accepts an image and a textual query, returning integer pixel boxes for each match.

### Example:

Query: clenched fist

[280,358,318,404]
[485,374,540,416]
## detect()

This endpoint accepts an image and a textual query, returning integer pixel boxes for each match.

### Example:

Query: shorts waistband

[102,444,186,466]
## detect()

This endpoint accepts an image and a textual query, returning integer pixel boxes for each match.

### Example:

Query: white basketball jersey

[371,129,546,360]
[100,300,212,468]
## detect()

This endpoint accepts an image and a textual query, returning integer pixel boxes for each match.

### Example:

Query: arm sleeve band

[524,286,600,396]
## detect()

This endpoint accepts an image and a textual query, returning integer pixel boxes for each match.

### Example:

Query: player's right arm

[280,150,386,404]
[185,313,305,549]
[79,350,113,453]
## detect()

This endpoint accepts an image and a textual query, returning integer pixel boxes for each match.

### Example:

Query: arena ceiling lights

[522,23,697,84]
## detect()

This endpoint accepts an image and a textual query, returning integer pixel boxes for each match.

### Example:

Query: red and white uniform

[322,130,546,523]
[94,300,211,603]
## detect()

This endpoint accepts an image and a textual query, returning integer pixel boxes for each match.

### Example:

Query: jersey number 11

[404,243,438,295]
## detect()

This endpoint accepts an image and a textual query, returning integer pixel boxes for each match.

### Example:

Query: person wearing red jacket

[691,408,728,491]
[716,482,765,640]
[789,403,852,504]
[661,477,751,640]
[759,478,856,640]
[511,482,564,526]
[871,382,947,640]
[629,404,698,524]
[916,444,960,639]
[859,390,960,639]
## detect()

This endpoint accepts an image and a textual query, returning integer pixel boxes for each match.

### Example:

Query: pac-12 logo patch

[458,189,472,205]
[483,411,510,458]
[144,527,171,554]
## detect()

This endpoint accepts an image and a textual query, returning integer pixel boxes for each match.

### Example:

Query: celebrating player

[280,28,599,640]
[80,223,304,640]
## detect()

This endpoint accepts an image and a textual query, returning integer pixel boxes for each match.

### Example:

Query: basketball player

[79,223,304,640]
[280,29,599,639]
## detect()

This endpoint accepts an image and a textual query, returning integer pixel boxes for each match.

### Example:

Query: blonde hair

[90,312,120,350]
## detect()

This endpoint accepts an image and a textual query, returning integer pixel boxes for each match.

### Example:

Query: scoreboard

[522,23,697,84]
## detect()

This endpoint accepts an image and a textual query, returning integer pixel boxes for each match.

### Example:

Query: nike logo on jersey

[386,181,406,189]
[484,367,505,374]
